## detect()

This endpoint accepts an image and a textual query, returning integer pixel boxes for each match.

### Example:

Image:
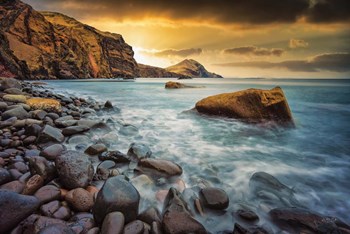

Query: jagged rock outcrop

[166,59,223,78]
[195,86,294,125]
[138,59,223,78]
[138,63,189,78]
[0,0,139,79]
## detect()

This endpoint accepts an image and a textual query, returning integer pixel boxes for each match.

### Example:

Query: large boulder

[2,106,29,120]
[55,151,94,189]
[195,87,294,125]
[136,158,183,179]
[0,190,40,233]
[200,187,229,210]
[0,78,21,91]
[92,176,140,225]
[3,94,27,103]
[269,208,350,233]
[162,188,207,234]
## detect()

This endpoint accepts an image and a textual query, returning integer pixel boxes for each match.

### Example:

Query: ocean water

[47,78,350,232]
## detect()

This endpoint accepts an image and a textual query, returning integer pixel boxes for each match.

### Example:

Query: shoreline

[1,78,349,233]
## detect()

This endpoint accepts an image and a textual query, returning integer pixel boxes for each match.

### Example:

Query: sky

[23,0,350,78]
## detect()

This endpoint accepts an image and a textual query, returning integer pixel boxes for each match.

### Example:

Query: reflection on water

[48,78,350,232]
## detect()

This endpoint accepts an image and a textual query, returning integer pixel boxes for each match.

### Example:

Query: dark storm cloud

[150,48,202,58]
[215,53,350,72]
[22,0,349,24]
[224,46,284,57]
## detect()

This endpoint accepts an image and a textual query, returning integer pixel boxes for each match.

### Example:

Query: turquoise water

[47,78,350,232]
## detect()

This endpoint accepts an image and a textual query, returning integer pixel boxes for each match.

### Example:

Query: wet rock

[40,200,60,217]
[32,109,47,120]
[151,221,163,234]
[195,87,294,125]
[69,212,95,232]
[41,144,65,160]
[19,214,68,233]
[55,150,94,189]
[4,87,23,94]
[0,101,8,111]
[23,174,44,195]
[85,143,107,155]
[101,211,125,234]
[26,98,62,112]
[47,112,60,120]
[0,168,12,185]
[38,223,75,234]
[37,125,65,143]
[233,223,269,234]
[165,81,187,89]
[0,78,21,90]
[162,188,206,234]
[23,135,37,145]
[98,160,116,171]
[52,206,71,220]
[68,135,90,145]
[3,94,27,103]
[136,158,182,179]
[131,174,154,191]
[127,142,152,161]
[92,176,140,224]
[0,116,16,128]
[104,100,113,109]
[123,220,145,234]
[65,188,94,212]
[0,190,40,233]
[0,180,24,193]
[2,106,30,120]
[99,151,130,164]
[138,207,161,225]
[236,209,259,222]
[34,185,61,204]
[77,120,109,129]
[249,172,301,207]
[269,207,350,233]
[55,116,77,128]
[87,227,100,234]
[200,187,229,210]
[119,124,138,136]
[25,149,41,157]
[28,156,56,182]
[62,125,90,136]
[25,123,42,137]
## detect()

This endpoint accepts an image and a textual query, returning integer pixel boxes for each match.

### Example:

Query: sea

[46,78,350,232]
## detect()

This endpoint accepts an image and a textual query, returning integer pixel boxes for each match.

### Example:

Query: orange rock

[60,188,68,199]
[26,98,61,112]
[65,188,94,212]
[86,185,99,195]
[22,174,44,195]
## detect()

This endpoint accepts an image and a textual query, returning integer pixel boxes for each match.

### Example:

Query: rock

[97,160,116,171]
[136,158,182,179]
[38,223,75,234]
[23,135,37,145]
[18,214,68,233]
[152,221,163,234]
[55,150,94,189]
[195,87,294,125]
[68,135,90,145]
[3,94,27,103]
[104,100,113,109]
[0,101,8,111]
[37,125,65,143]
[69,212,95,232]
[41,144,65,160]
[55,116,77,128]
[0,190,40,233]
[85,143,108,155]
[87,227,100,234]
[2,106,29,120]
[131,174,154,192]
[236,209,259,222]
[25,123,42,136]
[138,207,161,225]
[123,220,145,234]
[162,188,206,234]
[26,98,62,112]
[0,78,21,90]
[40,200,60,217]
[92,176,140,225]
[99,151,130,163]
[22,174,44,195]
[4,88,24,94]
[65,188,94,212]
[0,168,12,185]
[77,120,109,129]
[269,207,350,233]
[52,206,71,220]
[28,156,56,182]
[101,211,125,234]
[0,180,24,193]
[34,185,61,204]
[249,171,301,207]
[233,223,269,234]
[32,109,47,120]
[127,143,152,161]
[165,81,187,89]
[200,187,229,210]
[62,125,90,136]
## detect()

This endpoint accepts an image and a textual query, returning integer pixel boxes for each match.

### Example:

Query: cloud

[149,48,203,58]
[289,39,309,49]
[215,53,350,72]
[23,0,350,25]
[224,46,285,57]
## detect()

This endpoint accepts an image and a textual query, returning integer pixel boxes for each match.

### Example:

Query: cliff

[0,0,139,79]
[166,59,223,78]
[138,59,223,78]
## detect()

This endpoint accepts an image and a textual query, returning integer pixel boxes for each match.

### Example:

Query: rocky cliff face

[138,63,190,78]
[0,0,139,79]
[166,59,223,78]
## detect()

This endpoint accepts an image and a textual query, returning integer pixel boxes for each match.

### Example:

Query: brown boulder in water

[195,86,294,125]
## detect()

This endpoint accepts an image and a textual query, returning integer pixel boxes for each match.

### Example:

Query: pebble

[101,211,125,234]
[65,188,94,212]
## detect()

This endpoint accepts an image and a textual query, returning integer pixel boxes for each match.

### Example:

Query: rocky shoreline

[1,78,350,234]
